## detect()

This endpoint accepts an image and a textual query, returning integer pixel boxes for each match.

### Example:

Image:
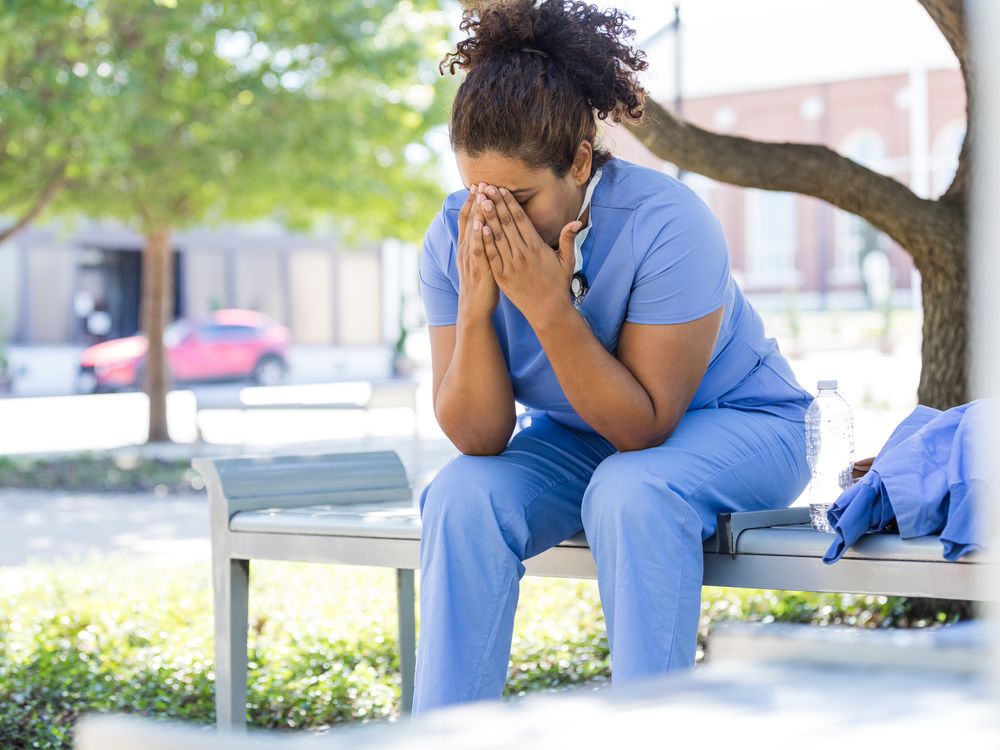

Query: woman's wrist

[524,295,576,337]
[456,303,496,330]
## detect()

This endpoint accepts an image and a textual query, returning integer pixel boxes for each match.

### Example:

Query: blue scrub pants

[411,406,811,714]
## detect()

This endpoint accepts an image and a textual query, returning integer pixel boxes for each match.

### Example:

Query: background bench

[194,379,420,442]
[192,450,992,730]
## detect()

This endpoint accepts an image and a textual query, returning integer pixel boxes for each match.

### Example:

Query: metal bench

[192,450,992,731]
[194,380,420,442]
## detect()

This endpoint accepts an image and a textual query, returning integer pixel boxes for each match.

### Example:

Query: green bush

[0,454,201,495]
[0,555,974,749]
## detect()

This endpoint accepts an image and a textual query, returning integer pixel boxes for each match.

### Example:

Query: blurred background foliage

[1,0,456,242]
[1,0,458,440]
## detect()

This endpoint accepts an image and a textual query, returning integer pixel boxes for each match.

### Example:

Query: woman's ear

[573,141,593,185]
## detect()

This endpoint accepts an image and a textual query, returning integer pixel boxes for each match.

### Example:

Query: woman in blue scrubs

[413,0,814,713]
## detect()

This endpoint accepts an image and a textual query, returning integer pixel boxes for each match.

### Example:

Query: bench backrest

[192,451,410,518]
[366,380,419,409]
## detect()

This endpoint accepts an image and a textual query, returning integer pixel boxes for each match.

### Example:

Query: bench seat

[228,499,982,597]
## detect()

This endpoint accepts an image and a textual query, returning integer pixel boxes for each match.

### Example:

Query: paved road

[0,436,456,567]
[0,489,211,567]
[2,344,399,399]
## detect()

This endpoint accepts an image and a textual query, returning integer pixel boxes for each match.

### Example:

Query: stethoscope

[569,165,604,308]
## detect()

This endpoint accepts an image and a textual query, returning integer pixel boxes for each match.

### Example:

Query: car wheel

[76,368,99,395]
[252,355,286,387]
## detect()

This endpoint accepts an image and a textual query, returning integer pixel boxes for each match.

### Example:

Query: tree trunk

[627,87,971,411]
[140,226,174,444]
[622,0,973,411]
[917,259,969,410]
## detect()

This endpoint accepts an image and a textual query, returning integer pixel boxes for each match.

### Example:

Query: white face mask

[572,166,604,276]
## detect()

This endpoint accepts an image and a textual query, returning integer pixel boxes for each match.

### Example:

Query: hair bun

[444,0,648,124]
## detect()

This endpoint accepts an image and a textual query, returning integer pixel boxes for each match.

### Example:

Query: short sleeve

[625,192,732,325]
[418,200,459,327]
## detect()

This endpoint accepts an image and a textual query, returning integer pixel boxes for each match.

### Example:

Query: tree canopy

[1,0,456,243]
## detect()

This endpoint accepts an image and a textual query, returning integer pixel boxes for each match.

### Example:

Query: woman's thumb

[558,221,583,268]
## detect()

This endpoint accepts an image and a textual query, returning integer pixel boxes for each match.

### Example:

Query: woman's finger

[459,201,482,284]
[480,193,515,271]
[486,186,526,260]
[457,184,477,248]
[497,186,538,255]
[460,198,485,265]
[481,223,505,280]
[470,212,491,274]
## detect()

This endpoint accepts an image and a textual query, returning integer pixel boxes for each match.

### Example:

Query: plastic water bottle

[805,379,855,532]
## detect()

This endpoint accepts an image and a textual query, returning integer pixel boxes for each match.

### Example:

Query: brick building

[607,67,965,310]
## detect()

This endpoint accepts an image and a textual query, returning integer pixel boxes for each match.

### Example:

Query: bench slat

[227,503,975,566]
[224,524,981,600]
[228,505,720,552]
[193,451,409,514]
[732,525,975,564]
[703,552,979,600]
[229,503,421,539]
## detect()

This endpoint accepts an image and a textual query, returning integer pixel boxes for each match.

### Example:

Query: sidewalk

[0,374,447,455]
[0,488,211,567]
[0,337,924,568]
[0,435,456,568]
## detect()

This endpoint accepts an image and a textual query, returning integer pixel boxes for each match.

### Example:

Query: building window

[744,188,799,288]
[930,120,966,198]
[840,128,887,172]
[833,130,888,284]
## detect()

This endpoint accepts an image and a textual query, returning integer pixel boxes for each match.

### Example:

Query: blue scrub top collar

[572,166,604,276]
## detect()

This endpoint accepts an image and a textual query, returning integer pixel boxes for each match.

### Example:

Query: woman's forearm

[531,300,679,452]
[435,313,516,455]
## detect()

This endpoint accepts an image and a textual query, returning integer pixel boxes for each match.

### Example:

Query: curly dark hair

[439,0,648,177]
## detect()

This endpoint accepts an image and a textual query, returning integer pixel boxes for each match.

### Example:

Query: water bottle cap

[817,379,838,390]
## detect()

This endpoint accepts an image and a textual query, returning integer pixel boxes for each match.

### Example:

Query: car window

[198,324,260,342]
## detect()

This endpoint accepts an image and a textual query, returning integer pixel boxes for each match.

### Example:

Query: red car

[77,309,291,393]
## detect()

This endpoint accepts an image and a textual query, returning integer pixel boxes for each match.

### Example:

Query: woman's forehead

[456,151,549,192]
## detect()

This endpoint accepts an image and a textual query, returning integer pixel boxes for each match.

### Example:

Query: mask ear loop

[571,166,604,308]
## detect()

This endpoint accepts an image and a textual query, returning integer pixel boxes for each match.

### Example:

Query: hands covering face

[457,181,583,324]
[455,183,500,321]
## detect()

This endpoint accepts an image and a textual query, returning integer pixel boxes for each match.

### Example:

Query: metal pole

[908,59,929,321]
[968,0,1000,703]
[673,4,685,181]
[817,83,831,310]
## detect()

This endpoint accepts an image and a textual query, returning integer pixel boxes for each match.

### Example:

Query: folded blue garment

[823,399,997,564]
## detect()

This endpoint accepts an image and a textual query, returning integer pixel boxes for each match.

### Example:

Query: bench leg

[214,557,250,731]
[396,568,416,714]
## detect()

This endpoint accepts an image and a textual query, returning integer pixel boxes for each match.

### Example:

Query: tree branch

[625,97,962,274]
[0,164,67,244]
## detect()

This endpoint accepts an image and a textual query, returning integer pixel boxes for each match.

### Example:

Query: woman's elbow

[456,441,507,456]
[450,431,512,456]
[611,433,667,453]
[436,413,514,456]
[609,419,679,453]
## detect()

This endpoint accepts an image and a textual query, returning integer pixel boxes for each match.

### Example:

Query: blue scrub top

[419,156,813,432]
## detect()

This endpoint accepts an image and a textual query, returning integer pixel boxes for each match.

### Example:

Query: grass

[0,554,974,749]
